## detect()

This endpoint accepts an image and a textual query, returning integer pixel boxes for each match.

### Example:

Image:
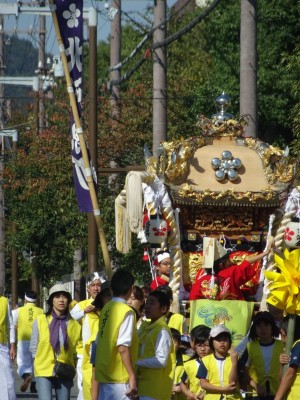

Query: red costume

[150,276,168,291]
[189,260,256,301]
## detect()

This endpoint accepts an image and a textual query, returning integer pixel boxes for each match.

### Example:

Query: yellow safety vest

[168,313,185,334]
[137,316,175,400]
[201,353,241,400]
[184,358,202,395]
[82,308,100,400]
[247,339,283,395]
[34,314,81,377]
[75,298,93,356]
[0,296,8,344]
[95,300,138,383]
[17,303,44,341]
[287,339,300,400]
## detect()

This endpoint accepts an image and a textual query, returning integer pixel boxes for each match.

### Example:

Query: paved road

[13,362,79,399]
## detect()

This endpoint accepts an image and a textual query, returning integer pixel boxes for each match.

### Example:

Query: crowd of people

[0,258,299,400]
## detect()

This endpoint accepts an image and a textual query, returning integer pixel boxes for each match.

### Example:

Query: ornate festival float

[115,93,298,344]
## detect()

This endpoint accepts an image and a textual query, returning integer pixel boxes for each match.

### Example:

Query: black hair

[194,328,210,346]
[189,326,211,360]
[249,311,280,341]
[92,287,112,310]
[190,324,211,341]
[213,253,230,270]
[25,290,37,300]
[156,284,173,301]
[170,327,181,344]
[209,332,232,351]
[148,290,170,310]
[110,269,135,296]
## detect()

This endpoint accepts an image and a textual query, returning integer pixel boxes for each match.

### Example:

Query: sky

[2,0,178,59]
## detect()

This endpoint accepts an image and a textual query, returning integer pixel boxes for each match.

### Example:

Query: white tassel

[115,195,131,253]
[125,172,144,233]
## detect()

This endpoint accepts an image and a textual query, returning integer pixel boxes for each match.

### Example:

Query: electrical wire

[110,0,193,72]
[109,0,222,86]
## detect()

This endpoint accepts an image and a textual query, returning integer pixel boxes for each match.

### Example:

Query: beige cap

[210,324,231,338]
[47,283,71,304]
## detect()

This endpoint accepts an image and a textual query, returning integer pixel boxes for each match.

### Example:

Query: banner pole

[49,0,112,278]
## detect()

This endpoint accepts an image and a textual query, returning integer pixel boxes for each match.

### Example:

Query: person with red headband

[150,249,171,291]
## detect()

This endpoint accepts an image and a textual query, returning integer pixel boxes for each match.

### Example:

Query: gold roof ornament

[148,93,298,206]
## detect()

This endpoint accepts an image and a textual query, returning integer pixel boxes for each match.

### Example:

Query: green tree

[4,90,88,286]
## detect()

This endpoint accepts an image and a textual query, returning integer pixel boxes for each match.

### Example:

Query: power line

[109,0,222,86]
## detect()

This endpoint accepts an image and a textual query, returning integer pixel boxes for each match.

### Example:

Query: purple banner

[55,0,95,212]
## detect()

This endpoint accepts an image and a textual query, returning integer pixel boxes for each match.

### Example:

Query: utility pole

[88,8,98,273]
[0,130,18,304]
[110,0,121,119]
[153,0,167,157]
[0,14,5,291]
[38,6,46,133]
[240,0,257,138]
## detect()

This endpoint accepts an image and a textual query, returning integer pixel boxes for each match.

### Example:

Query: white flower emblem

[63,3,81,28]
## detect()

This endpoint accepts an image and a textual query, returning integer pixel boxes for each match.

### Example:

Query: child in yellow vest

[274,338,300,400]
[170,328,186,400]
[180,325,211,400]
[241,311,283,399]
[156,284,187,334]
[197,325,241,400]
[137,290,175,400]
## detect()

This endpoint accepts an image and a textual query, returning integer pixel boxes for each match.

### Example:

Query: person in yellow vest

[274,337,300,400]
[156,284,187,334]
[70,271,106,400]
[94,269,138,400]
[180,325,211,400]
[29,283,81,400]
[170,328,186,400]
[12,290,44,393]
[136,289,175,400]
[90,284,112,400]
[241,311,283,399]
[0,287,16,400]
[197,325,241,400]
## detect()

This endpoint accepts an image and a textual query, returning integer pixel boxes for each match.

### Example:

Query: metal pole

[240,0,257,138]
[88,8,98,273]
[153,0,167,157]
